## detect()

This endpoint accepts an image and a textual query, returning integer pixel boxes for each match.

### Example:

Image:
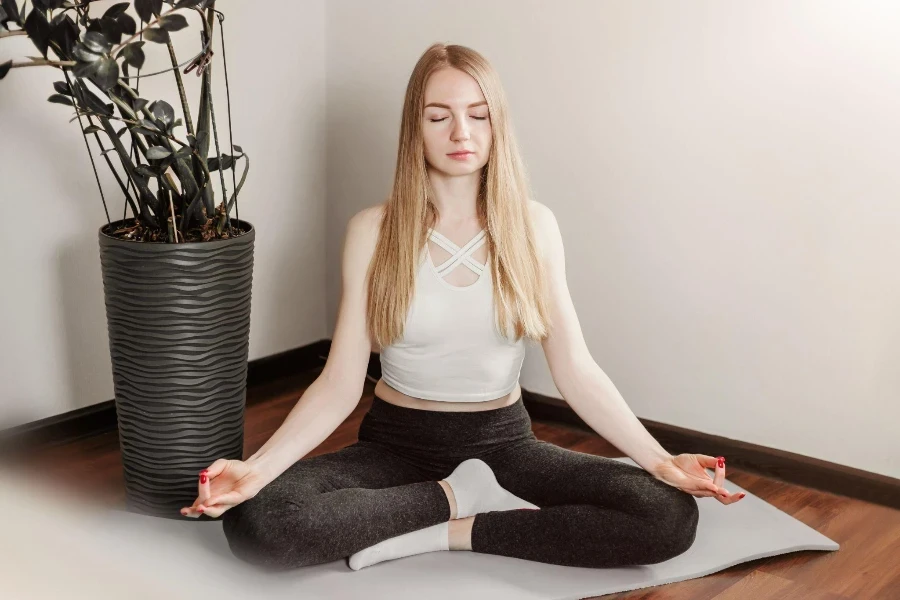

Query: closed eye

[429,117,488,122]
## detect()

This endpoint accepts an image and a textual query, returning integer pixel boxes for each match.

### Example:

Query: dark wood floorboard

[9,369,898,599]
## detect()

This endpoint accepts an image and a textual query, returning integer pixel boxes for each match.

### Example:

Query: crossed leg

[469,439,700,568]
[221,442,450,570]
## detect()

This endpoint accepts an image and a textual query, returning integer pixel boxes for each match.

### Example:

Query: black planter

[98,219,255,519]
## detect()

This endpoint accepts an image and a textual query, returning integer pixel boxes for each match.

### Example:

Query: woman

[181,43,744,572]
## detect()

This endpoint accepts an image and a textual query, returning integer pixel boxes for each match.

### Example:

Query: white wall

[3,0,897,480]
[0,0,327,429]
[325,0,900,479]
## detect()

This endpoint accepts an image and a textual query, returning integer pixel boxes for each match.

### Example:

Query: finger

[718,490,747,505]
[199,471,211,504]
[696,454,719,471]
[713,456,727,492]
[196,502,229,518]
[205,490,245,507]
[180,504,202,518]
[689,489,717,498]
[204,458,231,480]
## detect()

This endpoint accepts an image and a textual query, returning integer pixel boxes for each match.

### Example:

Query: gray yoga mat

[1,458,839,600]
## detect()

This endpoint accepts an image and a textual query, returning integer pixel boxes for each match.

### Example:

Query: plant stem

[8,59,76,68]
[166,40,194,135]
[110,5,192,57]
[0,30,28,39]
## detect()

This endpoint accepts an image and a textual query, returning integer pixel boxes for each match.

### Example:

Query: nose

[450,118,470,142]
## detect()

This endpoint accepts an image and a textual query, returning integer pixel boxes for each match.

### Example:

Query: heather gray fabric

[221,394,700,571]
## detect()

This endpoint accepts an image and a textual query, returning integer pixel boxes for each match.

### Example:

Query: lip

[447,151,474,159]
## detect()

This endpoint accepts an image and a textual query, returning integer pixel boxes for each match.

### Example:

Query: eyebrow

[424,101,488,109]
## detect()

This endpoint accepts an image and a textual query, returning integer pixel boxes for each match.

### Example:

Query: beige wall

[2,1,896,480]
[0,0,327,428]
[325,0,900,479]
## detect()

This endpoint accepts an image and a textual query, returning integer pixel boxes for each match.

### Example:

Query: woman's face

[422,67,492,176]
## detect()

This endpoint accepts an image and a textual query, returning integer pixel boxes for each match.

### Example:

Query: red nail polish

[717,457,725,468]
[739,493,745,498]
[200,469,208,475]
[200,474,208,484]
[197,506,204,513]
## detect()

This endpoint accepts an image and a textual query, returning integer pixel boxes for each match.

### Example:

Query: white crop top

[379,227,527,402]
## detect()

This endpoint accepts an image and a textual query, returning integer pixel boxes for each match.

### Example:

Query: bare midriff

[373,378,522,412]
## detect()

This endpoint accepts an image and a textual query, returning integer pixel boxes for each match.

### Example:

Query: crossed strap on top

[427,227,487,277]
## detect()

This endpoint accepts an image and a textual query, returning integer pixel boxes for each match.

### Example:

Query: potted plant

[1,0,254,519]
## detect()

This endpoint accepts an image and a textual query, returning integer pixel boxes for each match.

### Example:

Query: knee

[222,496,322,570]
[645,488,699,564]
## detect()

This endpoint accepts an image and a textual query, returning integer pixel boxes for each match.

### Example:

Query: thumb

[205,489,247,507]
[204,458,232,479]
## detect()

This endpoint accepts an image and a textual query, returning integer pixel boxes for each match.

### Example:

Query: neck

[426,166,482,223]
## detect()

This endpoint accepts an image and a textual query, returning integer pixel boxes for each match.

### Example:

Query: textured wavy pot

[98,219,255,519]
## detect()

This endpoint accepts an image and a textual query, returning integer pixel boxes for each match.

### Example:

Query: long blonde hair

[367,43,551,349]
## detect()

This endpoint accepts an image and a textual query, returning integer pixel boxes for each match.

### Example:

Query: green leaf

[121,41,145,70]
[83,124,103,134]
[81,30,112,53]
[135,165,158,178]
[24,8,51,58]
[149,100,174,127]
[232,144,243,153]
[134,0,162,23]
[0,60,11,80]
[143,27,169,43]
[47,12,77,60]
[117,12,136,36]
[174,0,205,8]
[1,0,21,26]
[48,93,74,106]
[139,118,159,131]
[53,80,72,95]
[132,126,159,137]
[91,56,119,90]
[72,41,102,62]
[146,146,172,159]
[133,98,149,113]
[159,13,187,31]
[103,2,130,19]
[116,126,128,137]
[208,154,234,171]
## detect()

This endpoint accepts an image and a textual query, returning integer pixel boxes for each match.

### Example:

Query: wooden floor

[12,368,900,599]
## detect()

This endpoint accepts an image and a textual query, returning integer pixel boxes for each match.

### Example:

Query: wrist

[245,453,276,488]
[646,450,674,477]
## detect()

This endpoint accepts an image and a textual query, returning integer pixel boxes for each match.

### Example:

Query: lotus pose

[182,42,744,572]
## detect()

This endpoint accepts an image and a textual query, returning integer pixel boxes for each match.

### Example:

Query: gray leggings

[222,394,699,571]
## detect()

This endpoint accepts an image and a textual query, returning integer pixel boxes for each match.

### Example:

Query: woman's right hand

[180,458,268,519]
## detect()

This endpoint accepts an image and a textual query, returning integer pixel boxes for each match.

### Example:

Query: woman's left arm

[531,201,673,475]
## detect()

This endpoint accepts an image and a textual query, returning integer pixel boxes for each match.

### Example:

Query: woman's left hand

[651,454,746,504]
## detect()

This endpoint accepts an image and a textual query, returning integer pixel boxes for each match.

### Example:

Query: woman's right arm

[243,205,383,489]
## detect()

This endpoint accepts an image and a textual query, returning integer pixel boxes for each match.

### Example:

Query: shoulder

[528,200,562,262]
[346,202,386,248]
[349,202,386,234]
[342,202,387,275]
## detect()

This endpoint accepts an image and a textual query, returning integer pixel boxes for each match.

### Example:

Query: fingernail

[739,493,745,499]
[200,474,208,484]
[197,506,204,513]
[200,469,208,475]
[717,457,725,468]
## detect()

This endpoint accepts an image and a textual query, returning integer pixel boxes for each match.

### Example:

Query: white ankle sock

[443,458,539,518]
[348,521,449,570]
[347,459,539,570]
